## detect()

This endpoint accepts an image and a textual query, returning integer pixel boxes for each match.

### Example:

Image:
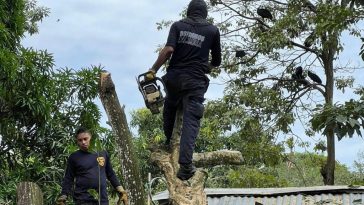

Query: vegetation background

[1,0,364,204]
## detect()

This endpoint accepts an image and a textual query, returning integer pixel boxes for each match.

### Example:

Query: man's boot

[177,163,196,180]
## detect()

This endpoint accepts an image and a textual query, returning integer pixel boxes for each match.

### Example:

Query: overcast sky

[22,0,364,169]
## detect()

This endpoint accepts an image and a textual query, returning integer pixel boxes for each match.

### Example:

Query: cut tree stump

[16,182,43,205]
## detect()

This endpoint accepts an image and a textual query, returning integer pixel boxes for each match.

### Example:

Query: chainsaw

[136,72,166,114]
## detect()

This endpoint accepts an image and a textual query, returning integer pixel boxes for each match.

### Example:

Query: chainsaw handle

[136,73,165,89]
[137,71,165,83]
[137,71,153,82]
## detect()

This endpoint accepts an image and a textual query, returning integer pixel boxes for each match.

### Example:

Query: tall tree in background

[205,0,364,185]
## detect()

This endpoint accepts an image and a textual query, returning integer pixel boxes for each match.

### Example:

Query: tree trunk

[98,71,146,205]
[322,132,335,185]
[150,109,244,205]
[151,109,207,205]
[320,32,337,185]
[16,182,43,205]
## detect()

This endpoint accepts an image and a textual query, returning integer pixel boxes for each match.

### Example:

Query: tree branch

[193,150,244,167]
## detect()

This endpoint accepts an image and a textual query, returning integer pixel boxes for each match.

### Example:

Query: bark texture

[320,31,337,185]
[99,71,146,205]
[16,182,43,205]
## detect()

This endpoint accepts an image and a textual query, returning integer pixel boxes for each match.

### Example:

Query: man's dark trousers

[163,74,206,165]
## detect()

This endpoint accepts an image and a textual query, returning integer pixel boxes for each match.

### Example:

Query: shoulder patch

[97,157,105,167]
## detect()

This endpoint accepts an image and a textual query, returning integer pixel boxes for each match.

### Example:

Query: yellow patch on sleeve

[97,157,105,167]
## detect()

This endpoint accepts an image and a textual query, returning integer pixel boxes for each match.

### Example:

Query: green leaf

[355,128,362,137]
[87,189,99,200]
[336,115,347,124]
[349,118,359,128]
[348,128,355,138]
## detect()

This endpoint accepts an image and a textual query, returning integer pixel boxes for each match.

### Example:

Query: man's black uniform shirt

[61,150,120,204]
[166,19,221,78]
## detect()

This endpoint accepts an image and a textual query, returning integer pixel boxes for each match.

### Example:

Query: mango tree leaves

[0,0,112,203]
[311,100,364,140]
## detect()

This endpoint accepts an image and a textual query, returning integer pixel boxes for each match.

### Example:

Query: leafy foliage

[310,99,364,140]
[0,0,120,204]
[271,152,356,186]
[132,0,364,191]
[203,98,286,167]
[130,108,164,181]
[212,152,359,188]
[201,0,364,184]
[352,149,364,185]
[228,166,288,188]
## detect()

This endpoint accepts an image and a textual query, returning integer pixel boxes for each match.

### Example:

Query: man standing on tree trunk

[147,0,221,180]
[56,127,128,205]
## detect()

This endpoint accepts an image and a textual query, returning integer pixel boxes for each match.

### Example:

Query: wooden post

[16,182,43,205]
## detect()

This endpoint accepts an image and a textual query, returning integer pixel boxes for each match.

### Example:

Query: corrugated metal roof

[207,193,364,205]
[153,186,364,205]
[204,186,364,196]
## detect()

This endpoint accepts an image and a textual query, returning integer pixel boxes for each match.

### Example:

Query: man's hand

[145,69,156,81]
[116,186,128,205]
[55,195,67,205]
